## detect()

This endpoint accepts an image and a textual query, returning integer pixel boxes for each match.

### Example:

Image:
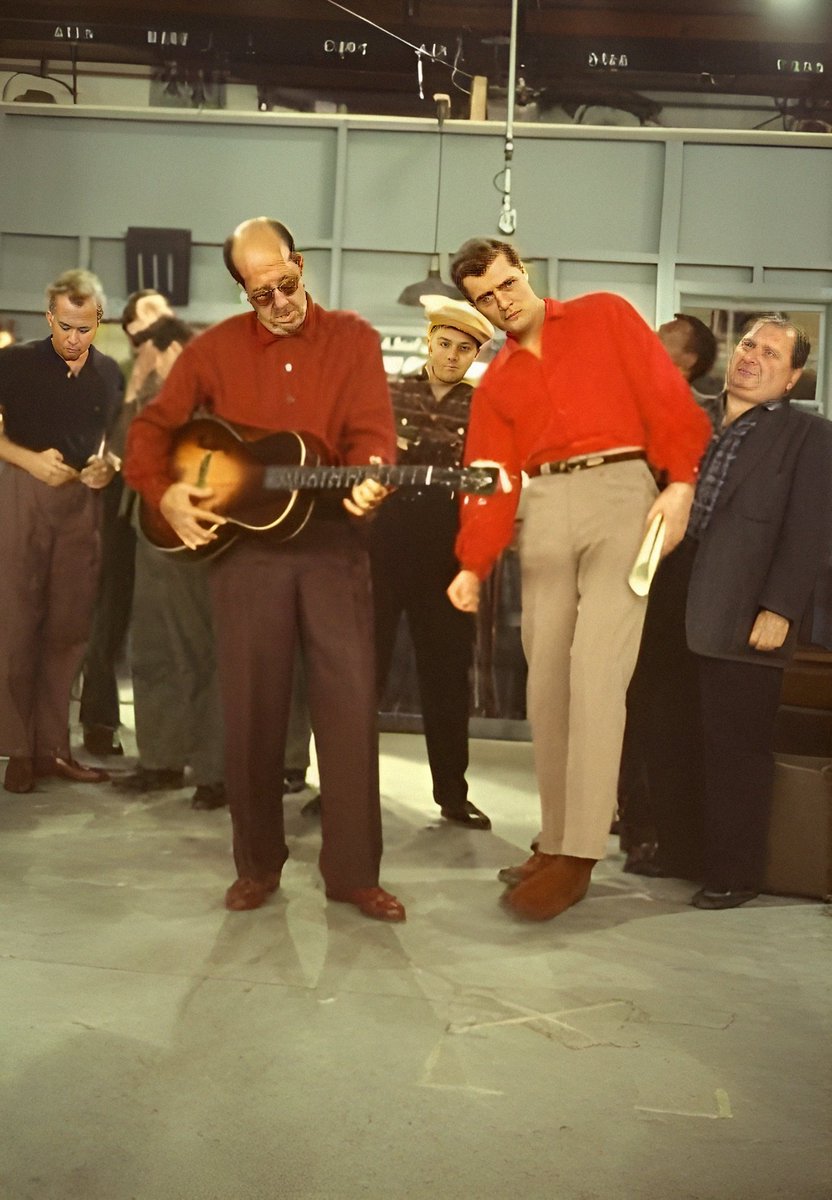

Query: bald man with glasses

[125,217,405,924]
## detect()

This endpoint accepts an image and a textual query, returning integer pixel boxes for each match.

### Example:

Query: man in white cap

[371,296,495,828]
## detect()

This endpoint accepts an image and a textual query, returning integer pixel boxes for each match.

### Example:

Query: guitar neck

[262,463,497,495]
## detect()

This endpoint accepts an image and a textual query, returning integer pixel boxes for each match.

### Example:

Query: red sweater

[456,293,712,578]
[124,299,396,509]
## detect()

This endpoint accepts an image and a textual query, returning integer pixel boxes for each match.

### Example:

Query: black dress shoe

[83,725,124,757]
[190,782,227,810]
[113,767,186,793]
[283,770,308,794]
[690,888,759,910]
[623,843,666,877]
[439,800,492,830]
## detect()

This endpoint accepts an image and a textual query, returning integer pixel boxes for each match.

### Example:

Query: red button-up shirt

[457,292,712,578]
[124,299,396,509]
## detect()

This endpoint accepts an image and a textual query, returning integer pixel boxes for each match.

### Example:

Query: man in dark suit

[644,314,832,908]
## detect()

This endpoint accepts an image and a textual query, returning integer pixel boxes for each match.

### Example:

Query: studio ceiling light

[398,93,460,306]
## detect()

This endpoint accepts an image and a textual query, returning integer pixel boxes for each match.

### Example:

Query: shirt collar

[501,296,561,353]
[719,394,788,435]
[251,293,317,345]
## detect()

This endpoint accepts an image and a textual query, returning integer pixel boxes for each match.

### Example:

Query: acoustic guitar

[139,415,503,561]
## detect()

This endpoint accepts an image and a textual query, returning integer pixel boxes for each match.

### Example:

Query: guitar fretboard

[262,463,498,495]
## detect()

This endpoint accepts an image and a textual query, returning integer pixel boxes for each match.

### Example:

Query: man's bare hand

[447,569,481,613]
[748,609,790,652]
[79,454,115,490]
[159,480,227,550]
[645,481,695,557]
[343,457,390,517]
[29,448,78,488]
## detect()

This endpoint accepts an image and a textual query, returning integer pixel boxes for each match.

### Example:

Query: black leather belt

[528,449,646,477]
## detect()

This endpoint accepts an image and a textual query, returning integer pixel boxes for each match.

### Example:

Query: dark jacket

[685,403,832,667]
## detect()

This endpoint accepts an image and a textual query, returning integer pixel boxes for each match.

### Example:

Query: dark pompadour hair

[450,238,524,297]
[675,313,718,382]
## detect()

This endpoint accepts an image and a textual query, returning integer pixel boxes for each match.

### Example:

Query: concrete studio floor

[1,717,830,1200]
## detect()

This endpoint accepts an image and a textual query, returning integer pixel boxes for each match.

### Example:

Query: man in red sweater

[447,237,710,921]
[124,217,404,923]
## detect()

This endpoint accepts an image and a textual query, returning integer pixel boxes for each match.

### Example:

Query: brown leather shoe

[35,756,110,784]
[497,850,557,888]
[225,873,281,911]
[4,756,35,793]
[502,855,595,921]
[326,886,406,923]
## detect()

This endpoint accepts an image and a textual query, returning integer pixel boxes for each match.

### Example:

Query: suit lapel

[711,403,791,513]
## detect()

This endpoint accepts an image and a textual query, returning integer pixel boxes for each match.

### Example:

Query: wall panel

[0,114,338,243]
[0,108,830,416]
[679,144,832,267]
[558,261,658,321]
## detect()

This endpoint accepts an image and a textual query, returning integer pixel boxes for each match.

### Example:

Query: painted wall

[1,103,830,410]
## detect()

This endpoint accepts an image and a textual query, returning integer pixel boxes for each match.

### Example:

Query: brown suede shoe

[326,886,406,923]
[225,873,282,911]
[497,850,557,888]
[4,756,35,794]
[502,855,595,921]
[35,756,110,784]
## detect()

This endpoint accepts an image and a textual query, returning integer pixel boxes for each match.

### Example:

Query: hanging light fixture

[397,93,460,305]
[497,0,519,235]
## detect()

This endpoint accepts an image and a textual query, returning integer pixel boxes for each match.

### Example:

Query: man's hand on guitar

[343,456,390,517]
[159,481,227,550]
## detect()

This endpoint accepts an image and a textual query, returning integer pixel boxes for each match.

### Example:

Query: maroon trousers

[208,519,383,894]
[0,467,100,758]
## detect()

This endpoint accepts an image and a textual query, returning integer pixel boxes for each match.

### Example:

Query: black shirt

[0,337,123,471]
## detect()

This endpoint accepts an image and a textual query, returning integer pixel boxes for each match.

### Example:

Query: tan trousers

[519,460,657,860]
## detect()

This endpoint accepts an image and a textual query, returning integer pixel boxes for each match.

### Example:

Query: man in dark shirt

[657,313,720,430]
[109,297,227,812]
[79,288,176,758]
[372,297,494,829]
[0,268,123,793]
[619,311,720,872]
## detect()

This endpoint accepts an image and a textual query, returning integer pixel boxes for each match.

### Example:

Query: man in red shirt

[124,217,404,922]
[447,237,710,921]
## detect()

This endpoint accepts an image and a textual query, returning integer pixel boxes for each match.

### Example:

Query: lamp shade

[397,263,460,307]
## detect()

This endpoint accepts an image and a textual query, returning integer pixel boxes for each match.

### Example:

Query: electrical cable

[1,70,75,102]
[324,0,475,93]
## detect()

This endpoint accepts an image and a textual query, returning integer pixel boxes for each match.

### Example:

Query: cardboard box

[765,754,832,901]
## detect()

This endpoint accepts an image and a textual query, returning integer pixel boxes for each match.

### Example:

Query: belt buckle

[584,455,606,469]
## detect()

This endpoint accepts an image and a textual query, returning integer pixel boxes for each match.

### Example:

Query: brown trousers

[0,467,100,758]
[519,460,656,860]
[208,519,383,893]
